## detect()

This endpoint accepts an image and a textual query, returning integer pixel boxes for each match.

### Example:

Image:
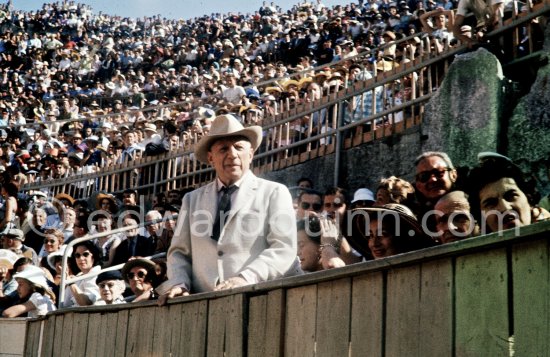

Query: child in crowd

[2,265,56,318]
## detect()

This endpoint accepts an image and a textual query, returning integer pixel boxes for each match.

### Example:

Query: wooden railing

[8,220,548,356]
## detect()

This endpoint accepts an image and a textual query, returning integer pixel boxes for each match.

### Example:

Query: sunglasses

[44,239,57,244]
[127,271,147,280]
[74,252,91,259]
[98,282,116,289]
[415,168,451,183]
[324,202,344,209]
[300,202,322,211]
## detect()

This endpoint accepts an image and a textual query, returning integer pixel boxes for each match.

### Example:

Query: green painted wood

[247,294,268,356]
[179,300,208,356]
[386,265,422,356]
[114,309,129,356]
[455,248,510,356]
[285,284,317,357]
[512,239,550,357]
[350,273,384,357]
[419,258,453,356]
[316,278,352,357]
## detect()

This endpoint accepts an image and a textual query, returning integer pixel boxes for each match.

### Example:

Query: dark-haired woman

[0,182,18,231]
[61,241,101,308]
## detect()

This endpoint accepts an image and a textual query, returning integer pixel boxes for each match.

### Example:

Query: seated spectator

[375,176,416,210]
[466,153,550,234]
[414,152,458,231]
[61,240,101,308]
[1,229,38,266]
[347,203,436,259]
[350,188,375,209]
[434,191,479,243]
[92,212,122,268]
[95,193,118,214]
[94,270,126,305]
[122,258,159,302]
[2,265,56,318]
[0,249,20,308]
[111,215,155,266]
[297,217,322,273]
[296,189,323,219]
[155,205,179,254]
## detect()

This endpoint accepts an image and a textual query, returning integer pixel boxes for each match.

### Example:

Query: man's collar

[216,170,251,191]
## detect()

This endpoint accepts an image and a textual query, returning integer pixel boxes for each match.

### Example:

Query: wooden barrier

[12,220,549,356]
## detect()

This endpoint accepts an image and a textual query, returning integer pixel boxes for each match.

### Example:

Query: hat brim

[122,258,157,283]
[194,125,263,163]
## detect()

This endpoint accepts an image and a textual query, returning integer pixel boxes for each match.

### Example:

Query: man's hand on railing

[157,286,189,306]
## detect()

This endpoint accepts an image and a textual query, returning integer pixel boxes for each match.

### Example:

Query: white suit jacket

[157,171,300,294]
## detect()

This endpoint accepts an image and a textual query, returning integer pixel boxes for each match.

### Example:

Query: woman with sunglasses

[38,228,65,279]
[61,241,101,308]
[121,258,158,303]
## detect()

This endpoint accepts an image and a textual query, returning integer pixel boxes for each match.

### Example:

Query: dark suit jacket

[112,235,156,266]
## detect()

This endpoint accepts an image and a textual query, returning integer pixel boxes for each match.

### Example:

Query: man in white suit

[158,115,299,303]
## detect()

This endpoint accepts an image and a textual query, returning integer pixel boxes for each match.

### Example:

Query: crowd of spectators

[0,0,547,317]
[0,0,511,190]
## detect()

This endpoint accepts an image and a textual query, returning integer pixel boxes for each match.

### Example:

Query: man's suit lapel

[225,172,258,227]
[202,181,218,236]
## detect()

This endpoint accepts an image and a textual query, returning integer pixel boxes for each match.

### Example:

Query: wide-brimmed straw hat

[344,203,434,258]
[194,114,262,163]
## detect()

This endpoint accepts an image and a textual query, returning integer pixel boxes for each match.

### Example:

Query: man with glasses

[414,151,458,234]
[297,189,323,219]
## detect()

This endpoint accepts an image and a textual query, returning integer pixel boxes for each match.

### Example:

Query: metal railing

[18,1,550,198]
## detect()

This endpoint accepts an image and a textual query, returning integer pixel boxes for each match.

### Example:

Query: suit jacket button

[218,250,224,257]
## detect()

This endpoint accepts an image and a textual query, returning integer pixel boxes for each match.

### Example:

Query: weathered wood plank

[179,300,208,356]
[125,308,141,355]
[70,313,89,356]
[455,248,509,356]
[98,310,121,357]
[168,303,184,354]
[152,306,171,357]
[23,320,40,357]
[264,289,285,357]
[225,294,244,357]
[350,272,384,357]
[135,307,155,356]
[419,258,453,356]
[316,278,351,357]
[512,239,550,357]
[285,285,317,357]
[247,294,268,356]
[41,316,56,357]
[206,295,244,357]
[386,265,421,356]
[84,313,102,357]
[52,314,64,357]
[59,313,73,356]
[114,309,129,356]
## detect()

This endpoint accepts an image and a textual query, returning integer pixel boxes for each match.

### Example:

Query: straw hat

[54,193,75,206]
[194,114,262,163]
[0,249,19,269]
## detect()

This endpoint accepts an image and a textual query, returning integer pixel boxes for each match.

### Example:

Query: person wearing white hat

[2,265,56,318]
[157,114,301,303]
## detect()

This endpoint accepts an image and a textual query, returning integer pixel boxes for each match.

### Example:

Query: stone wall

[261,23,550,198]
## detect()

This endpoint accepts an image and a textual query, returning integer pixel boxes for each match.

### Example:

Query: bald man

[434,191,479,244]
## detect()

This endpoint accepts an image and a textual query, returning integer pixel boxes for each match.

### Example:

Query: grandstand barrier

[5,220,548,356]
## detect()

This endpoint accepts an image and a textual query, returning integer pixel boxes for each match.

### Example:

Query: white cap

[351,188,375,203]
